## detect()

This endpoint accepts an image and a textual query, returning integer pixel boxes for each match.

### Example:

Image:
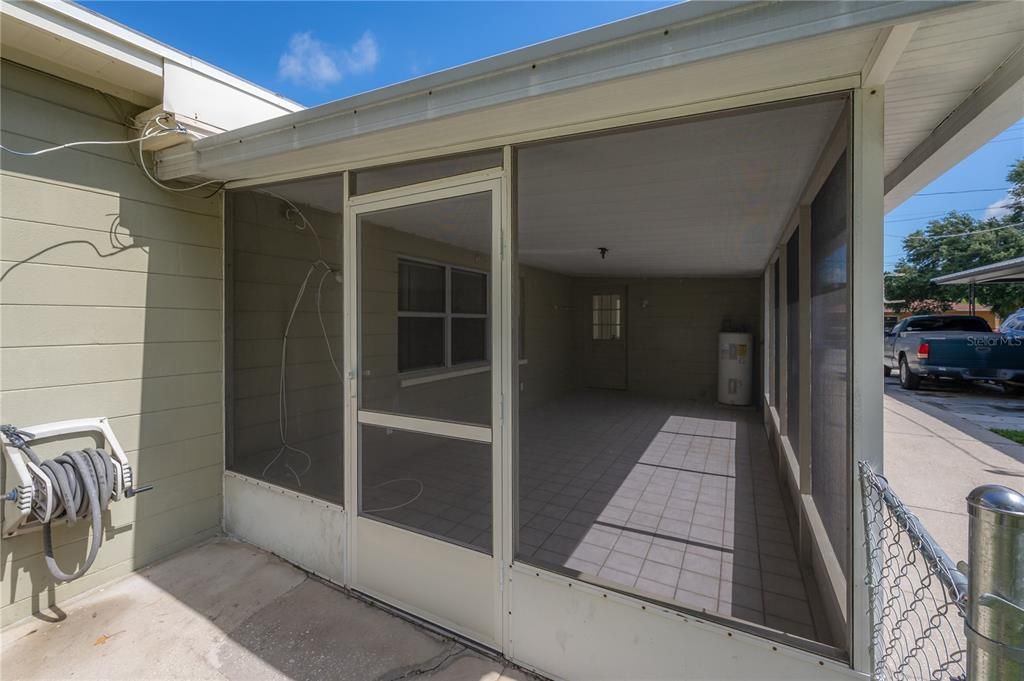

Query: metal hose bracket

[1,418,152,582]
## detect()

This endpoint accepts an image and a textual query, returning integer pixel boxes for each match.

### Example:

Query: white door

[345,172,505,646]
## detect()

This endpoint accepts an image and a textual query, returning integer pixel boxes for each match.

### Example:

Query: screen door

[346,173,503,645]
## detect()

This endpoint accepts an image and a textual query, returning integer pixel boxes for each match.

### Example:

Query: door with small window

[347,173,503,646]
[585,286,627,390]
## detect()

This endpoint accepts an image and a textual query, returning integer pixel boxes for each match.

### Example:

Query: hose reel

[1,418,153,581]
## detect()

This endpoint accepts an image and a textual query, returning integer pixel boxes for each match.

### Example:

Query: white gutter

[176,0,966,180]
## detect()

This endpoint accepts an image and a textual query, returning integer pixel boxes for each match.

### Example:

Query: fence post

[966,485,1024,680]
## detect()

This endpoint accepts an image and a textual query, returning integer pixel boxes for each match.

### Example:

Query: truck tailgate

[922,334,1024,375]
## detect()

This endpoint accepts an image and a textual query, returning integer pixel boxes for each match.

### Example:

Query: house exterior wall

[0,60,224,626]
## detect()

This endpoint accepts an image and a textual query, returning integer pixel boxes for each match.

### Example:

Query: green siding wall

[0,60,223,626]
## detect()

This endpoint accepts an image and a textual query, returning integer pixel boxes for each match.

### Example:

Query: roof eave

[932,257,1024,285]
[179,0,968,180]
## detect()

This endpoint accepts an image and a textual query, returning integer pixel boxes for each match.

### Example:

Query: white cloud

[985,194,1013,220]
[278,31,379,88]
[343,31,379,75]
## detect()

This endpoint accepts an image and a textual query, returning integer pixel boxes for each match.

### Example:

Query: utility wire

[886,220,1024,241]
[1,129,178,156]
[913,188,1009,196]
[886,207,992,222]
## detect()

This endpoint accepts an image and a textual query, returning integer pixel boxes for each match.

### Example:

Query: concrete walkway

[1,538,535,681]
[883,379,1024,564]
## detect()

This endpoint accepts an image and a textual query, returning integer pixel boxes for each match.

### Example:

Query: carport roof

[932,256,1024,285]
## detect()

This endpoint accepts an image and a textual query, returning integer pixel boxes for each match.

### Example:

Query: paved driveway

[883,378,1024,563]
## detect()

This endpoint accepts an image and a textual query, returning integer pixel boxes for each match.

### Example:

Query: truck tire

[899,356,921,390]
[884,365,892,377]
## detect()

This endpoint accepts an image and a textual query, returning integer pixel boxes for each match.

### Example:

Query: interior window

[397,259,488,371]
[592,293,623,340]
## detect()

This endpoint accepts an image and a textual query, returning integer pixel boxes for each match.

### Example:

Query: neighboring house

[2,2,1023,680]
[884,302,1002,329]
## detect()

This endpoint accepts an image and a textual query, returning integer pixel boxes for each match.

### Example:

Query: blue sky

[85,1,1023,270]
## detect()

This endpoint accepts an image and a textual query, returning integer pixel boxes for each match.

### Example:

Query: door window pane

[452,318,487,364]
[451,269,487,314]
[360,192,492,425]
[592,294,623,340]
[361,425,492,553]
[399,260,445,312]
[399,317,445,372]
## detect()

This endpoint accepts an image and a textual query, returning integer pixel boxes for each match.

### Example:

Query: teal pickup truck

[884,314,1024,390]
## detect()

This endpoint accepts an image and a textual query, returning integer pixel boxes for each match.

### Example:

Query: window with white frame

[397,258,488,372]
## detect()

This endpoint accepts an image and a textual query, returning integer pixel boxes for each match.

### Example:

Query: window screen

[810,151,850,577]
[226,179,345,504]
[786,228,800,446]
[772,260,780,405]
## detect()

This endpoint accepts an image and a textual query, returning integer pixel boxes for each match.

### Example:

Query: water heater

[718,332,753,406]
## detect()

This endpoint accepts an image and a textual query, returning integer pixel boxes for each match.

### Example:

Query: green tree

[1007,158,1024,223]
[885,159,1024,319]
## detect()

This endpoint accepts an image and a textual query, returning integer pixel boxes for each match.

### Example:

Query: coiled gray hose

[19,443,115,582]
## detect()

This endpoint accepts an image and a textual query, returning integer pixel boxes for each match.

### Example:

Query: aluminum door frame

[343,167,508,647]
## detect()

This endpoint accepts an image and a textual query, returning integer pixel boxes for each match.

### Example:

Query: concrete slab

[883,378,1024,563]
[1,538,537,681]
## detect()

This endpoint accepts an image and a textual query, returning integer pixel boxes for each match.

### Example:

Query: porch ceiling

[514,98,845,278]
[277,99,844,278]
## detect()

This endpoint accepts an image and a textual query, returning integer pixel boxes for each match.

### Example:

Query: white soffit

[883,1,1024,210]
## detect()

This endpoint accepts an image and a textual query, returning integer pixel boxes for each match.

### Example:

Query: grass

[991,428,1024,445]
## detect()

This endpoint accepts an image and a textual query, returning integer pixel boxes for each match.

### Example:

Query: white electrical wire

[260,194,341,487]
[258,190,422,514]
[262,260,329,486]
[264,190,326,261]
[0,128,176,156]
[1,113,224,195]
[136,116,224,193]
[363,478,425,514]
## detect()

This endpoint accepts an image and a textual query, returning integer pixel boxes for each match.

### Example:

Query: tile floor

[364,390,821,642]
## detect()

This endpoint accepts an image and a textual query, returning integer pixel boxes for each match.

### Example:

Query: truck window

[936,317,991,332]
[904,316,991,332]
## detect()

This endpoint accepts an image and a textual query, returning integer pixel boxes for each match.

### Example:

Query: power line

[913,187,1009,196]
[886,206,992,223]
[886,220,1024,241]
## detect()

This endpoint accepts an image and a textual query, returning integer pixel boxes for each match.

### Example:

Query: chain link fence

[859,462,969,681]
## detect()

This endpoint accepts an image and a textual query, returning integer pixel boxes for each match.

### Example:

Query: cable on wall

[1,112,225,195]
[257,193,423,514]
[259,194,343,488]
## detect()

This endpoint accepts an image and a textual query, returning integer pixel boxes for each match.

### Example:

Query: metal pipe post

[965,485,1024,680]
